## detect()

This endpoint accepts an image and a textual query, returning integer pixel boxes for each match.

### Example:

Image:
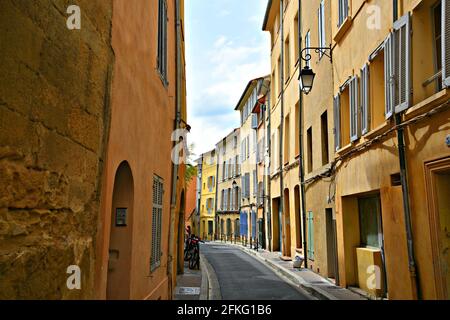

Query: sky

[185,0,271,159]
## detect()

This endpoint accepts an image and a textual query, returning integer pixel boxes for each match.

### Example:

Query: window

[360,64,370,135]
[284,114,290,164]
[235,155,240,176]
[157,0,168,84]
[349,76,359,142]
[318,0,326,57]
[338,0,349,28]
[294,13,300,63]
[358,195,382,248]
[151,175,164,271]
[305,31,311,68]
[245,173,250,198]
[334,82,351,150]
[253,170,257,197]
[285,36,291,80]
[441,0,450,87]
[277,56,282,96]
[221,190,224,210]
[321,111,329,165]
[385,14,411,115]
[307,127,313,173]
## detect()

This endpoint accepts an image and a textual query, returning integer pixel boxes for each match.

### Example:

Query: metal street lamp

[299,45,332,95]
[299,66,316,95]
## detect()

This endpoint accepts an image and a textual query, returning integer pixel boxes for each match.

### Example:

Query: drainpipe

[267,90,273,251]
[279,0,285,255]
[392,0,420,300]
[214,148,220,240]
[296,0,308,268]
[167,0,183,299]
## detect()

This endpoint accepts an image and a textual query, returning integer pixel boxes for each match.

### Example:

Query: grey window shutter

[393,14,411,113]
[333,94,341,151]
[384,33,394,119]
[151,176,163,271]
[350,76,359,142]
[361,64,370,135]
[443,0,450,87]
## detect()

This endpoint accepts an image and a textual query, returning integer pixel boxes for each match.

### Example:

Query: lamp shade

[299,66,316,95]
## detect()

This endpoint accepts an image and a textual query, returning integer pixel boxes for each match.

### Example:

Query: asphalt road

[201,243,313,300]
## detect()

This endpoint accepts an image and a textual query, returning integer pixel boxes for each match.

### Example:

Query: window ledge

[333,16,353,44]
[363,121,391,140]
[336,143,352,156]
[404,89,450,120]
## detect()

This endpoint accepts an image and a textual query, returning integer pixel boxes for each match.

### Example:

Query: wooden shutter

[350,76,359,142]
[443,0,450,87]
[333,94,341,151]
[384,33,394,119]
[151,176,163,271]
[361,64,370,135]
[393,14,411,113]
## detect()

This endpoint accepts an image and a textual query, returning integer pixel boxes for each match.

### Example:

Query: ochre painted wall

[96,0,177,300]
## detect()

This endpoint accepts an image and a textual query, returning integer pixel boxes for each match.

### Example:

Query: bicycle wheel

[189,250,199,270]
[184,248,191,261]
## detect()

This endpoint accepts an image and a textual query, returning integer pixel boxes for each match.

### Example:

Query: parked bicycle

[184,235,204,270]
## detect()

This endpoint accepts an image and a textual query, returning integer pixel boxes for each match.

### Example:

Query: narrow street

[201,243,313,300]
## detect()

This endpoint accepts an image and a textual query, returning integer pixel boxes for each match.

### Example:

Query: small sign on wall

[116,208,128,227]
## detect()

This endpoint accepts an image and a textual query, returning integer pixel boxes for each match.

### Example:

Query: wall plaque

[116,208,128,227]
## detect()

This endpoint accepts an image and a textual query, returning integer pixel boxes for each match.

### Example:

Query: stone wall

[0,0,114,299]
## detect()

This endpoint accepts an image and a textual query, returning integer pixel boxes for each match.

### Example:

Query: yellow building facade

[216,129,242,240]
[262,0,450,300]
[263,0,304,260]
[235,78,265,243]
[199,149,217,240]
[328,0,450,300]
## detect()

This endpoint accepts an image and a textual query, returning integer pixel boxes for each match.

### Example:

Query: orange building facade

[95,0,187,300]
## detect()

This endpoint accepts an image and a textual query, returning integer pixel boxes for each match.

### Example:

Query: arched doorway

[177,191,185,275]
[107,161,134,300]
[283,189,291,257]
[234,219,240,238]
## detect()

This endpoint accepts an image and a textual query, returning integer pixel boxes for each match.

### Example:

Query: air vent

[391,173,402,187]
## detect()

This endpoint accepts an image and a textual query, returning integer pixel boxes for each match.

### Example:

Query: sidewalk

[173,261,207,300]
[214,241,366,300]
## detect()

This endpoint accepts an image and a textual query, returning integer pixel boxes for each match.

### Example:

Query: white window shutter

[384,33,394,119]
[361,64,370,135]
[393,14,411,113]
[443,0,450,87]
[350,76,359,142]
[334,94,341,151]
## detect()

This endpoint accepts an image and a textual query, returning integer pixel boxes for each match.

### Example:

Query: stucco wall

[96,0,177,300]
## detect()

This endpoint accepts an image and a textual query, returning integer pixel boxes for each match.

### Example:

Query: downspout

[167,0,182,299]
[267,91,272,251]
[279,0,285,255]
[297,0,308,268]
[393,0,420,299]
[214,148,220,240]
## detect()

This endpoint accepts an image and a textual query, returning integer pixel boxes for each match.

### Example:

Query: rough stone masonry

[0,0,114,299]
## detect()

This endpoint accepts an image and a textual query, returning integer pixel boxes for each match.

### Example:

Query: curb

[219,242,337,301]
[199,254,209,300]
[199,253,222,300]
